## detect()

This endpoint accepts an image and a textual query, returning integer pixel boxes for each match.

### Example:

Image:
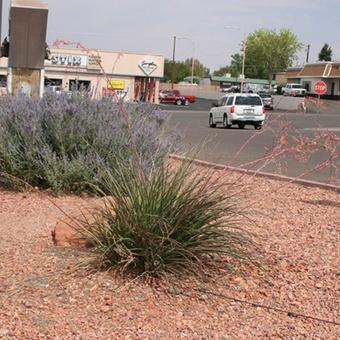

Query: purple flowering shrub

[0,93,178,193]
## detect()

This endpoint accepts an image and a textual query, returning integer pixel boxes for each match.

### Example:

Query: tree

[184,58,210,78]
[163,58,209,83]
[213,66,231,77]
[163,59,190,83]
[230,53,243,77]
[245,29,302,86]
[318,43,332,61]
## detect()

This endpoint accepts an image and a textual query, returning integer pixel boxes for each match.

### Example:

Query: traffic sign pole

[314,81,327,113]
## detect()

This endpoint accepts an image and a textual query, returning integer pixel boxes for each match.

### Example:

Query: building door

[134,77,156,102]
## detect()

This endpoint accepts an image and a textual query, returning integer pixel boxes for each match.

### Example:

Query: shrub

[0,93,178,193]
[79,159,250,277]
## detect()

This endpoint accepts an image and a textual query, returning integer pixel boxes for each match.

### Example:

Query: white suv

[209,93,265,130]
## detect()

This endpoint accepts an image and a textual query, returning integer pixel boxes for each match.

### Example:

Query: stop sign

[314,81,327,95]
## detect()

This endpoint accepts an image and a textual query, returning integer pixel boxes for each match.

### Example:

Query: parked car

[159,89,196,105]
[220,86,240,93]
[209,93,265,130]
[258,93,274,110]
[282,83,307,96]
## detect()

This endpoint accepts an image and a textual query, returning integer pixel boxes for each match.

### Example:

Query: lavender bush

[0,93,178,193]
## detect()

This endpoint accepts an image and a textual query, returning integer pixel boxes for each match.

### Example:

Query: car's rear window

[260,94,271,98]
[235,96,262,106]
[292,85,303,89]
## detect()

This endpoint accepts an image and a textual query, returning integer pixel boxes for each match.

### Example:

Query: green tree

[163,58,210,83]
[230,53,243,77]
[163,59,190,83]
[213,66,231,77]
[318,43,332,61]
[245,29,302,86]
[184,58,210,78]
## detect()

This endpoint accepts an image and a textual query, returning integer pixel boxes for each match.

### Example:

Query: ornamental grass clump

[79,159,250,277]
[0,92,177,193]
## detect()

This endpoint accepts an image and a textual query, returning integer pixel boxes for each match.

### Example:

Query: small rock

[199,294,208,301]
[217,306,226,313]
[23,301,33,308]
[104,296,112,305]
[100,306,111,313]
[0,329,9,337]
[89,284,98,292]
[315,282,323,289]
[168,286,182,296]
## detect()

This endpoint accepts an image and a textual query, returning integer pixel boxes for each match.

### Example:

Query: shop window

[134,77,156,102]
[69,79,91,91]
[45,78,62,86]
[0,75,7,87]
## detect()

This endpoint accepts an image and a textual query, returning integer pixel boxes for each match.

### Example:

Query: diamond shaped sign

[138,57,158,76]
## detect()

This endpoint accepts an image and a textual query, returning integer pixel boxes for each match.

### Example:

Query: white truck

[282,83,307,97]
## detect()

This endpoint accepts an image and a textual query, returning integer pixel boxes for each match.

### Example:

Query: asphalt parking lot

[161,99,340,185]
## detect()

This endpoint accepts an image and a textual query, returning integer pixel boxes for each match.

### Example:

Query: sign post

[7,0,48,98]
[314,81,327,113]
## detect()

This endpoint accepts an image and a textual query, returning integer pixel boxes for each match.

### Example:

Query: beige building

[0,47,164,102]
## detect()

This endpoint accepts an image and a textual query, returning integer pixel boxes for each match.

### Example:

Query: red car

[159,89,196,106]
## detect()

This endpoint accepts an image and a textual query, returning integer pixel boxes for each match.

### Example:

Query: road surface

[162,99,340,185]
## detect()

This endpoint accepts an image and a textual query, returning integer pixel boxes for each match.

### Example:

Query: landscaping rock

[52,197,116,247]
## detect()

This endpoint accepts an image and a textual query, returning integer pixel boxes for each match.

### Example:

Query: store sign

[138,56,158,76]
[88,55,102,70]
[51,54,88,67]
[108,79,125,90]
[103,88,128,99]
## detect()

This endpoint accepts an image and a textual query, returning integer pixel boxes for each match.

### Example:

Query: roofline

[291,75,340,79]
[211,76,275,84]
[11,0,48,10]
[50,46,164,58]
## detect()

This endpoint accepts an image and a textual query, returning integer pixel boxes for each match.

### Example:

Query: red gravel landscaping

[0,169,339,339]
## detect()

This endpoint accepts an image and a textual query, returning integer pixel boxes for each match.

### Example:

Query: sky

[1,0,340,72]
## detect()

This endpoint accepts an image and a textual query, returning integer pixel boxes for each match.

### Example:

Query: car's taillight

[230,105,235,113]
[262,106,266,113]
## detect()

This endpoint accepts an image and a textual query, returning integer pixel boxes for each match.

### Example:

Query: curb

[169,154,340,193]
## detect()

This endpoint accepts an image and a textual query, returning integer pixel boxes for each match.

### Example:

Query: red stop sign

[314,81,327,95]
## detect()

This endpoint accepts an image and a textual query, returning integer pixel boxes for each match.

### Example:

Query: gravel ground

[0,169,339,339]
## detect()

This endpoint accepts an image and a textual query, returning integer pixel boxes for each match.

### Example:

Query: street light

[224,26,248,93]
[178,37,195,84]
[171,35,195,89]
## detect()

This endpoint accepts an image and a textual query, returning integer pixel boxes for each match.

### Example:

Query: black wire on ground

[198,288,340,326]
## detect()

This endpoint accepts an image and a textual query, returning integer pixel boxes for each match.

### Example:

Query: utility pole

[191,43,195,84]
[171,36,176,89]
[0,0,2,42]
[306,44,310,64]
[240,33,247,94]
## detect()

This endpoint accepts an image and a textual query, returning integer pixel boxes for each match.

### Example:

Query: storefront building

[210,75,276,92]
[0,47,164,102]
[283,63,340,99]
